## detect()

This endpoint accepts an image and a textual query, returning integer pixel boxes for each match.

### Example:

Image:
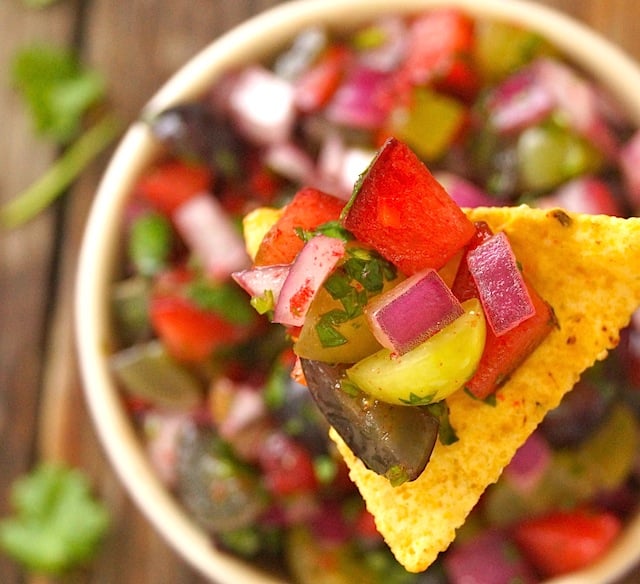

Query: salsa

[109,8,640,584]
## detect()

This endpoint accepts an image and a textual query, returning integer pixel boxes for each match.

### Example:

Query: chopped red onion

[536,176,623,216]
[316,132,376,199]
[325,65,390,130]
[232,263,291,303]
[503,431,552,494]
[356,17,408,72]
[487,66,555,134]
[227,66,296,144]
[435,172,498,208]
[264,141,317,185]
[173,192,250,280]
[466,232,535,336]
[535,58,619,158]
[143,411,191,488]
[366,268,464,355]
[273,235,346,327]
[444,529,537,584]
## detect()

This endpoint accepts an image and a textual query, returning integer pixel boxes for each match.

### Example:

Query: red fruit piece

[136,159,213,216]
[451,222,557,399]
[394,9,479,102]
[254,187,345,266]
[513,508,622,577]
[342,137,475,275]
[150,295,242,362]
[258,432,318,496]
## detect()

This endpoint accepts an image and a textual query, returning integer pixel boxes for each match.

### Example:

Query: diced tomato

[392,9,479,102]
[136,159,213,216]
[149,295,245,362]
[451,222,557,399]
[294,44,351,113]
[258,432,318,496]
[342,137,475,275]
[513,508,622,577]
[254,187,346,266]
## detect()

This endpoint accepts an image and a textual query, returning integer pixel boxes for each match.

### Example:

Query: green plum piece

[346,299,486,406]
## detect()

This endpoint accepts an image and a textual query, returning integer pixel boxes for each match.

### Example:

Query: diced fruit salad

[109,8,640,584]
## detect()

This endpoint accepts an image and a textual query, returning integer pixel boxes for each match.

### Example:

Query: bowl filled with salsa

[75,0,640,582]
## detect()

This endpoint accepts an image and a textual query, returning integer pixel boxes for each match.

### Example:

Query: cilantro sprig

[315,247,397,348]
[1,45,121,228]
[0,463,110,575]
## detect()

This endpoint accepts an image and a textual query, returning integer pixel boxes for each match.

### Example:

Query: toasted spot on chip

[332,205,640,573]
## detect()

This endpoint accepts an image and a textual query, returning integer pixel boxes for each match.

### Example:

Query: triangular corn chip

[332,205,640,573]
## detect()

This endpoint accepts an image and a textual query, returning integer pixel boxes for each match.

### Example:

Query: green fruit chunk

[346,299,486,405]
[389,88,466,161]
[517,121,603,192]
[474,20,555,81]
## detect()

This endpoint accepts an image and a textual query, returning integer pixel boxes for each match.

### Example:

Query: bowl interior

[75,1,640,582]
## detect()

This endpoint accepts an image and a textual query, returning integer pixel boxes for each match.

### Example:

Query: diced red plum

[255,187,345,266]
[452,223,556,399]
[342,138,475,275]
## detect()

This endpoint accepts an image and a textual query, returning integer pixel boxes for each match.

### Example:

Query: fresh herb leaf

[187,280,256,325]
[385,465,410,488]
[1,46,121,228]
[427,402,459,445]
[295,220,353,243]
[315,310,350,347]
[11,45,106,144]
[250,290,276,316]
[263,359,289,410]
[0,463,109,575]
[0,114,121,228]
[315,247,397,347]
[128,211,173,277]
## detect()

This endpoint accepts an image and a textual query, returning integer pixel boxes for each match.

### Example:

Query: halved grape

[346,299,486,405]
[301,359,439,485]
[517,120,603,192]
[176,424,268,533]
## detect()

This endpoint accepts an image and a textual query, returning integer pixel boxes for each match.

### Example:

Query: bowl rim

[75,1,640,583]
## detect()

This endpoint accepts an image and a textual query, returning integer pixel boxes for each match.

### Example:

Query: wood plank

[0,1,80,582]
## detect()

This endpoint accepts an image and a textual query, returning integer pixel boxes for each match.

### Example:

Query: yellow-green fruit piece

[346,299,486,405]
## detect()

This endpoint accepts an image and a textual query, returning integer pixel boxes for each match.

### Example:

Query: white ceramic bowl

[75,1,640,582]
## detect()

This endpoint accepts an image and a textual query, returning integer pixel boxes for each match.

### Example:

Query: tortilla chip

[332,205,640,573]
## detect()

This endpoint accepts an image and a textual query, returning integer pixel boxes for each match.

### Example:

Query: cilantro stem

[1,114,122,229]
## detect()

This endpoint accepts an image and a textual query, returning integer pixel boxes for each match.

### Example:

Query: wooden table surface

[2,1,640,583]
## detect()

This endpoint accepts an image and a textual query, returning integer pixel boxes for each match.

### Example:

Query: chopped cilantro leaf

[295,220,353,243]
[11,45,106,144]
[427,402,459,445]
[314,247,397,348]
[0,463,109,575]
[187,280,255,325]
[316,310,350,347]
[250,290,276,315]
